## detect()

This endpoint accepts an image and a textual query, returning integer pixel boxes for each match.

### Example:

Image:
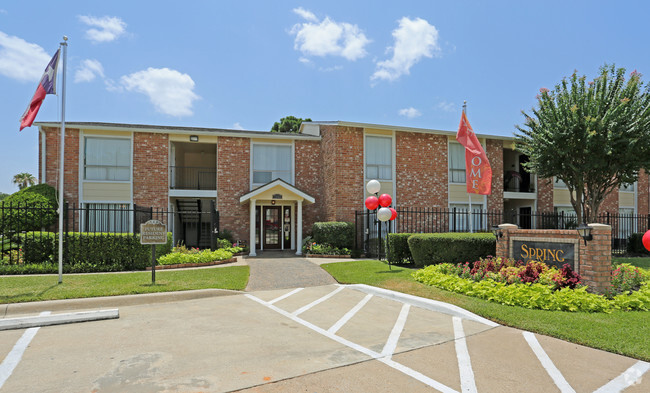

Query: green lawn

[0,266,249,304]
[613,256,650,269]
[321,260,650,362]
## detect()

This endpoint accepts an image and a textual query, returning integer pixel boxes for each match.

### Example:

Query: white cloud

[0,9,7,14]
[232,122,244,130]
[290,11,370,61]
[74,59,104,83]
[293,7,318,22]
[318,65,343,72]
[119,67,199,117]
[437,101,455,112]
[0,31,52,82]
[298,57,311,64]
[78,15,126,43]
[372,17,440,83]
[399,107,422,119]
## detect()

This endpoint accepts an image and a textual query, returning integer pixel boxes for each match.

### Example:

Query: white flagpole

[463,100,474,233]
[57,36,68,284]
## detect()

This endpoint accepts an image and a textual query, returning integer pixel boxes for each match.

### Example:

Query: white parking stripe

[268,288,304,304]
[381,304,410,358]
[292,286,344,316]
[0,311,50,389]
[246,294,460,393]
[593,360,650,393]
[453,317,477,393]
[328,294,373,334]
[523,331,576,393]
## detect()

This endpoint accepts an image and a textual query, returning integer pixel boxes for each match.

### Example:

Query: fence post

[210,200,217,251]
[133,204,138,233]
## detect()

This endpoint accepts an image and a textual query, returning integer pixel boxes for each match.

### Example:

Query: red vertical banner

[456,111,492,195]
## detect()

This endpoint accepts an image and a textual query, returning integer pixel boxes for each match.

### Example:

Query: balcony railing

[170,166,216,190]
[503,174,535,193]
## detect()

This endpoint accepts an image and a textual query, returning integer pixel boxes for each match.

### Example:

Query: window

[554,177,567,188]
[252,144,292,186]
[83,203,131,233]
[449,143,465,183]
[449,203,485,231]
[553,206,577,229]
[618,207,636,239]
[84,137,131,181]
[365,136,392,180]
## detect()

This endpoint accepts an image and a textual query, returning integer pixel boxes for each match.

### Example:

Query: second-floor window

[84,137,131,181]
[365,136,392,180]
[449,142,465,183]
[252,144,292,187]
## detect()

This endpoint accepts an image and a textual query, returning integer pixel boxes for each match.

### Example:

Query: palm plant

[12,172,37,190]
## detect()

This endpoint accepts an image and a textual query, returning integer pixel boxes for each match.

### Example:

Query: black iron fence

[0,201,219,265]
[355,207,649,258]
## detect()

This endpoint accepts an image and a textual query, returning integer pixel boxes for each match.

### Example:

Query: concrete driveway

[1,283,648,392]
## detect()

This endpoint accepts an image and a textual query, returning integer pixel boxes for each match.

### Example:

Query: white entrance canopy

[239,179,315,256]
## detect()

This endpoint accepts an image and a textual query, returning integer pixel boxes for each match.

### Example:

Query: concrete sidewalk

[244,252,341,291]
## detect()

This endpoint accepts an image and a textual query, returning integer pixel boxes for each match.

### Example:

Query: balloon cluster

[364,179,397,222]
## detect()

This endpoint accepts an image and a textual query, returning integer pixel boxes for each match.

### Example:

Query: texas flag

[456,111,492,195]
[19,49,60,131]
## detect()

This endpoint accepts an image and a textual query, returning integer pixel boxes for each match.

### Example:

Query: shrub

[217,228,235,243]
[607,263,648,296]
[305,242,350,256]
[1,231,174,274]
[407,232,496,267]
[312,222,354,249]
[387,233,413,264]
[626,233,650,255]
[157,247,233,265]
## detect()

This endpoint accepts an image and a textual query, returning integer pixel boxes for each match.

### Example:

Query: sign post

[140,220,167,284]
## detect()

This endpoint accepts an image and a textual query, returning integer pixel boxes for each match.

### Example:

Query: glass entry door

[263,207,281,249]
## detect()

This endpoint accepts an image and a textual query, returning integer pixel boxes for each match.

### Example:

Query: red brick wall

[295,140,324,236]
[395,132,447,208]
[133,132,168,210]
[537,177,554,212]
[600,188,619,215]
[320,125,364,223]
[42,127,79,207]
[217,137,250,242]
[486,139,503,211]
[638,169,649,216]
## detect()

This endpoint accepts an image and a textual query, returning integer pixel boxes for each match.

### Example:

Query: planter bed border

[147,257,238,270]
[306,254,351,258]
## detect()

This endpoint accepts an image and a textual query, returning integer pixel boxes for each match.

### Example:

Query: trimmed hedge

[387,233,414,264]
[407,232,496,267]
[312,222,354,249]
[1,231,173,274]
[627,233,650,255]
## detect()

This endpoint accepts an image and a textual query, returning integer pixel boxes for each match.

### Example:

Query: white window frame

[448,202,485,232]
[81,202,132,233]
[250,141,294,189]
[364,135,393,181]
[448,142,466,184]
[83,136,132,182]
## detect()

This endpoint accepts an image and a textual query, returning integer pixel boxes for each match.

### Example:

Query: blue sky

[1,1,649,194]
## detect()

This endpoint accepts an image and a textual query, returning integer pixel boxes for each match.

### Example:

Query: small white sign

[140,220,167,244]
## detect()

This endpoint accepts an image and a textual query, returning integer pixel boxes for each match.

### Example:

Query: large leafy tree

[271,116,312,133]
[12,172,36,190]
[516,64,650,224]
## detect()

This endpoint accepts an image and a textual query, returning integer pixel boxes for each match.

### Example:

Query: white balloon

[366,179,381,194]
[377,207,391,221]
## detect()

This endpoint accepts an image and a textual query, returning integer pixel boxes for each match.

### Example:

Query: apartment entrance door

[263,206,281,249]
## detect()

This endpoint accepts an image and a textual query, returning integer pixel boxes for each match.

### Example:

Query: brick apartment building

[35,121,649,256]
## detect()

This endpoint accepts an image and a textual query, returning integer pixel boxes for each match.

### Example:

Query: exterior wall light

[576,223,593,245]
[491,225,503,239]
[189,135,199,142]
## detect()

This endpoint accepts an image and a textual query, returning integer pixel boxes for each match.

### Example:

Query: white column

[249,199,256,256]
[296,200,303,255]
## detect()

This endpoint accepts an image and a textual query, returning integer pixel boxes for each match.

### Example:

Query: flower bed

[156,245,241,267]
[413,257,650,312]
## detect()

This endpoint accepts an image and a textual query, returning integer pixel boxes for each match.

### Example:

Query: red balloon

[642,230,650,251]
[389,207,397,221]
[378,193,392,207]
[365,196,379,210]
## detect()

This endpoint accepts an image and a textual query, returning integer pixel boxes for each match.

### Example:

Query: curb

[0,309,120,331]
[1,288,242,318]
